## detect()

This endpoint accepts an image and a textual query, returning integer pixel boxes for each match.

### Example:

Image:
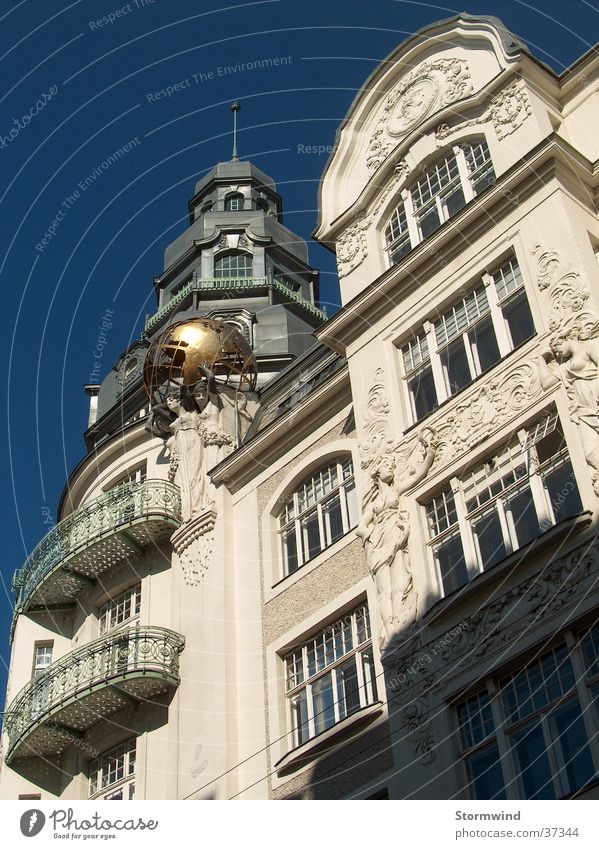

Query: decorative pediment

[366,57,472,172]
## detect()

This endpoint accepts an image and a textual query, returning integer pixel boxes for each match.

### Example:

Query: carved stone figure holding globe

[144,318,257,526]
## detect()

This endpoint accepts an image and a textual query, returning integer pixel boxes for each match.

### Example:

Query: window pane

[435,534,468,595]
[409,365,438,420]
[301,509,321,562]
[361,649,378,704]
[465,746,506,800]
[543,462,582,525]
[549,699,595,796]
[506,486,539,547]
[469,315,500,374]
[214,251,252,278]
[391,239,411,264]
[312,671,336,735]
[441,337,471,396]
[472,508,507,569]
[291,691,310,746]
[323,493,344,546]
[336,657,361,720]
[581,625,599,678]
[417,206,441,239]
[503,290,535,348]
[511,720,555,799]
[443,184,466,217]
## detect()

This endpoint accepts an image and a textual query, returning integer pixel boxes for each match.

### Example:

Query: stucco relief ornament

[336,166,408,278]
[532,244,599,494]
[336,214,369,279]
[367,57,472,171]
[427,360,541,474]
[435,78,532,144]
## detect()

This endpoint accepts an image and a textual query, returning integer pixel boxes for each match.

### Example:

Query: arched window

[214,251,253,279]
[201,200,213,214]
[224,192,244,211]
[279,457,358,576]
[384,140,495,264]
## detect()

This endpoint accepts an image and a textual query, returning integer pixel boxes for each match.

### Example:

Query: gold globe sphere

[144,317,257,404]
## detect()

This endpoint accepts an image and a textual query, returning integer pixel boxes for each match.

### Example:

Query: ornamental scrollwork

[385,540,598,766]
[436,78,532,144]
[422,359,542,475]
[367,57,472,171]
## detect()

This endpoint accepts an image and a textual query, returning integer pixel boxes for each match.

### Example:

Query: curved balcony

[3,626,184,764]
[12,480,181,617]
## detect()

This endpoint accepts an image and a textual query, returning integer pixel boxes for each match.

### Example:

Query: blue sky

[0,0,597,699]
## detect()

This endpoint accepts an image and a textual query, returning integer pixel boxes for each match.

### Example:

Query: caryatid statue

[357,429,437,645]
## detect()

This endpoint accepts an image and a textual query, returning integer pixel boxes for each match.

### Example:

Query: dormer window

[201,200,214,214]
[384,141,495,265]
[224,193,244,211]
[214,250,253,279]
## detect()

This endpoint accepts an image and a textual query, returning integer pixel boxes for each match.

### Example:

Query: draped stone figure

[538,320,599,492]
[357,430,437,645]
[163,366,231,522]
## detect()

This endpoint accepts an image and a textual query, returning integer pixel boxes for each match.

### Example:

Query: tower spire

[230,101,240,162]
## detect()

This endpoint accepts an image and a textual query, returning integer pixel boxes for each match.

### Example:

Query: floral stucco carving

[336,163,410,279]
[416,358,542,475]
[367,57,472,172]
[436,78,532,144]
[385,539,598,765]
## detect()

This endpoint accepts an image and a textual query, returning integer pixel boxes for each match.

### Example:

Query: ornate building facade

[2,14,599,800]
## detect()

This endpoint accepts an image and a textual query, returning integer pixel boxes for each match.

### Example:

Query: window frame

[384,140,495,265]
[223,192,245,211]
[89,738,136,801]
[455,630,599,799]
[98,583,141,635]
[213,250,253,279]
[283,602,378,748]
[400,254,535,425]
[277,457,359,578]
[424,411,583,596]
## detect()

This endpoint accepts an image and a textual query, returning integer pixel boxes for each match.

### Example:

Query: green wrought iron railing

[3,626,185,763]
[11,480,181,613]
[144,275,326,333]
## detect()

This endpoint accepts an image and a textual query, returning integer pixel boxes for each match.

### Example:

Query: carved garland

[435,78,532,144]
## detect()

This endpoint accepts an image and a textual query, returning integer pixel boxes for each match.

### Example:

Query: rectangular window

[425,411,582,593]
[401,255,534,424]
[98,584,141,635]
[31,643,53,717]
[457,638,598,800]
[33,643,53,677]
[284,603,377,747]
[90,739,136,800]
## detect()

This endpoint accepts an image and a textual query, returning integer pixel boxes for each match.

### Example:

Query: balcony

[144,275,326,334]
[11,480,181,618]
[3,626,184,764]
